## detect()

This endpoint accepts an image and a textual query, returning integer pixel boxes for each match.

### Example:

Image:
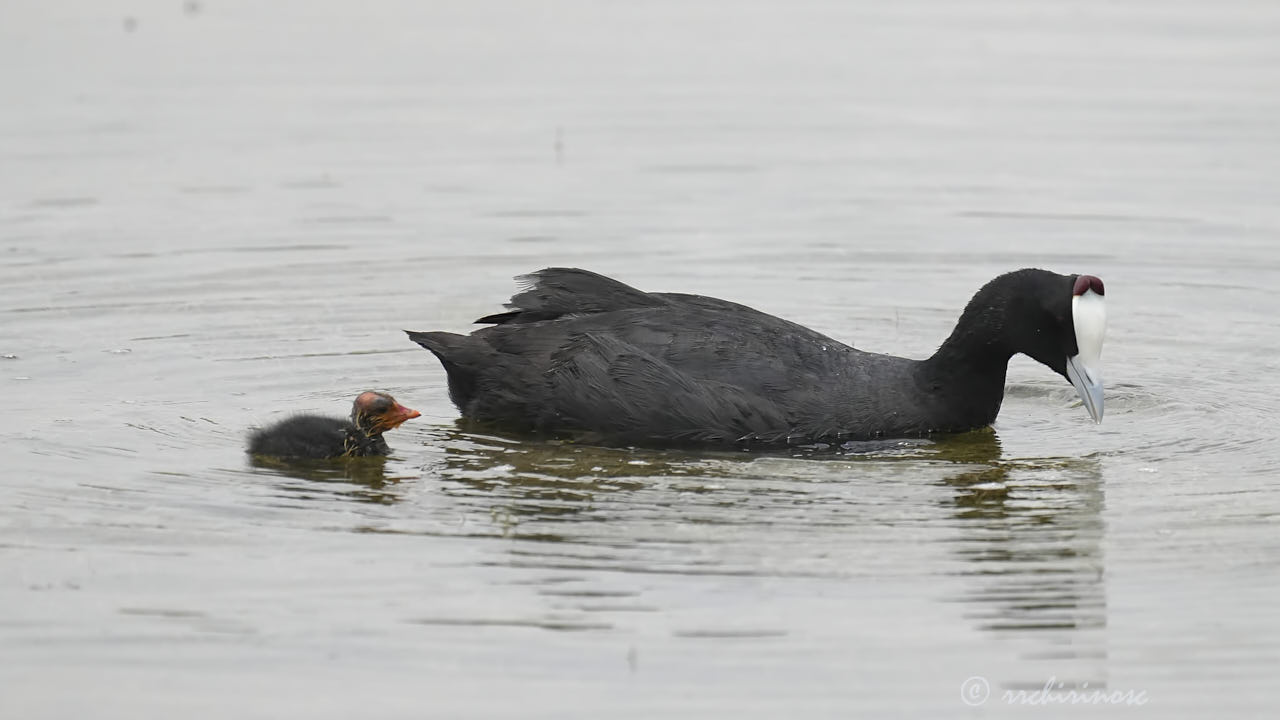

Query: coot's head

[351,391,421,435]
[999,270,1107,423]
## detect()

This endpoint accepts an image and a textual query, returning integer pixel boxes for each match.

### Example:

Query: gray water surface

[4,1,1280,717]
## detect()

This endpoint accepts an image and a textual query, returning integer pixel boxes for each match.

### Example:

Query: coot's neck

[914,291,1016,430]
[343,424,389,457]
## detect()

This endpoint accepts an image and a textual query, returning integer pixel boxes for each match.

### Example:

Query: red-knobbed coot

[407,268,1105,447]
[247,391,421,458]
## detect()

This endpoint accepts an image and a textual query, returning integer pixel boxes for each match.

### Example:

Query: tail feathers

[477,268,664,324]
[406,330,471,358]
[405,330,487,407]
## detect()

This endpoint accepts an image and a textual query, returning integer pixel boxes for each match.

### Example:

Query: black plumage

[407,268,1103,448]
[247,391,420,459]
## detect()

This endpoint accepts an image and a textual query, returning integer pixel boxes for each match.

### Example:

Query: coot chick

[406,268,1105,448]
[247,391,421,459]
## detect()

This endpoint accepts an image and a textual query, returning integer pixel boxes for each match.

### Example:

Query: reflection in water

[433,426,985,533]
[434,427,739,526]
[250,454,406,505]
[434,425,1112,670]
[941,438,1107,692]
[256,421,1107,686]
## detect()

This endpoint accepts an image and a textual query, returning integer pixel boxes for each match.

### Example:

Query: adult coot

[407,268,1105,447]
[247,391,421,458]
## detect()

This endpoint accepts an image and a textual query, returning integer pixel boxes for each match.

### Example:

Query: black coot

[407,268,1105,448]
[247,391,421,458]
